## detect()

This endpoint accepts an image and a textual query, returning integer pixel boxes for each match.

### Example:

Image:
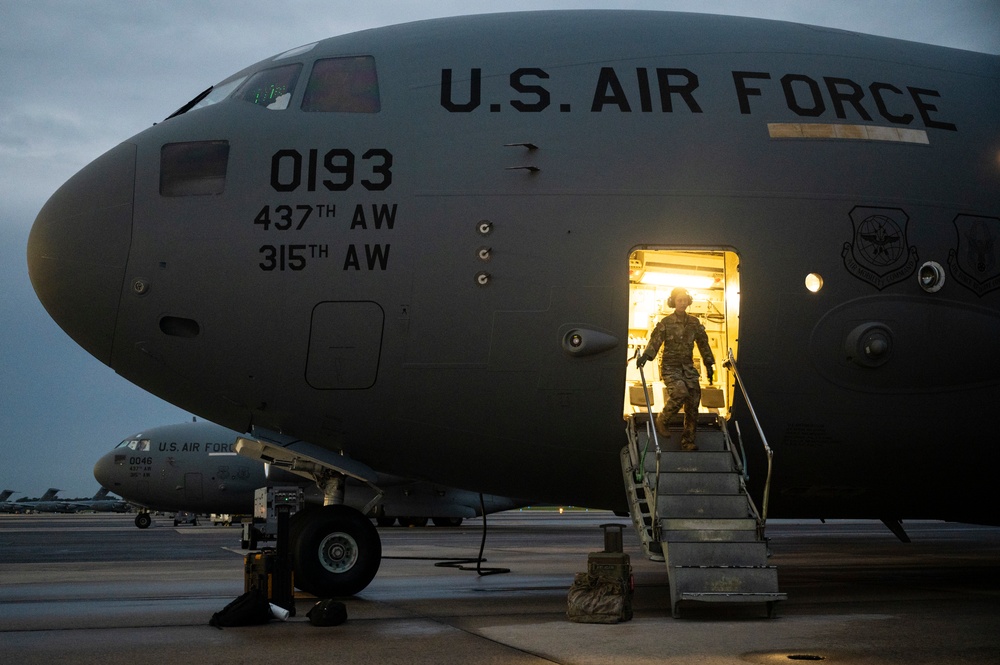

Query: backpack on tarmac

[307,599,348,627]
[209,590,273,629]
[566,572,633,624]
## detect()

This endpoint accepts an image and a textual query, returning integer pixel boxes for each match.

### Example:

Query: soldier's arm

[694,323,715,380]
[640,322,665,365]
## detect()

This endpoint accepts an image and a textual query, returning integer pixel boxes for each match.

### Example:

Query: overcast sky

[1,1,997,499]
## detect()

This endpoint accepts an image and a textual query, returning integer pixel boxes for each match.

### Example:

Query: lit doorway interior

[625,248,740,420]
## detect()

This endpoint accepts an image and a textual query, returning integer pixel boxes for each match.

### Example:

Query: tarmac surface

[1,511,999,664]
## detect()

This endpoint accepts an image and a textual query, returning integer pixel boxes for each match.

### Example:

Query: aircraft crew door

[624,249,739,420]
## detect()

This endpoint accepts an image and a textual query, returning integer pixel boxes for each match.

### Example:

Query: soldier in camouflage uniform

[636,287,714,451]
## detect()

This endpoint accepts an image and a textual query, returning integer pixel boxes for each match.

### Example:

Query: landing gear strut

[234,436,385,596]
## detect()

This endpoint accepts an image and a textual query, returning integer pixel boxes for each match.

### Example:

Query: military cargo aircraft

[93,420,522,529]
[66,487,130,513]
[0,490,23,513]
[4,488,126,514]
[13,488,76,513]
[27,11,1000,604]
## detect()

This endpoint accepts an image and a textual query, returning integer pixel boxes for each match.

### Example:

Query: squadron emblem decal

[948,215,1000,296]
[842,206,918,289]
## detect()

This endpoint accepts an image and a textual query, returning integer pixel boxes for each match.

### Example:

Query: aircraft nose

[27,142,136,365]
[93,451,120,489]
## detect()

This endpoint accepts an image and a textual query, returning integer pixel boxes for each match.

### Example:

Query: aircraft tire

[135,513,151,529]
[375,516,396,527]
[291,505,381,597]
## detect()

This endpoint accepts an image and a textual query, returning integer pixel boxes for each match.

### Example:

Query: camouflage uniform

[641,313,714,447]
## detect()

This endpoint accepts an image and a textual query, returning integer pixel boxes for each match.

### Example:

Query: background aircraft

[0,488,126,513]
[94,420,523,528]
[0,490,23,513]
[14,488,76,513]
[28,11,1000,601]
[66,488,130,513]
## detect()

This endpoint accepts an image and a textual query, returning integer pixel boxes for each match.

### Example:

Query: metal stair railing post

[631,349,662,542]
[729,420,767,540]
[723,348,775,527]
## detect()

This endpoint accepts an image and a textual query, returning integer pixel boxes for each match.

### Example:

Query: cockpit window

[191,76,248,111]
[235,63,302,110]
[160,141,230,196]
[301,56,380,113]
[165,76,248,120]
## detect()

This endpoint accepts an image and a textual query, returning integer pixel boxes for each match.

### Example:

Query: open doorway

[625,248,740,420]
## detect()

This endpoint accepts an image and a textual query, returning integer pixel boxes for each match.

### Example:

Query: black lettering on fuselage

[271,149,301,191]
[591,67,703,113]
[269,149,393,193]
[781,74,825,117]
[731,71,953,130]
[824,77,873,121]
[206,442,235,453]
[441,68,481,112]
[437,65,954,130]
[908,86,958,131]
[510,68,550,112]
[733,71,772,114]
[343,244,390,271]
[869,82,914,124]
[655,68,702,113]
[592,67,631,112]
[350,204,397,230]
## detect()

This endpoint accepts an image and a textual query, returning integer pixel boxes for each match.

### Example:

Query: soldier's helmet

[667,287,690,308]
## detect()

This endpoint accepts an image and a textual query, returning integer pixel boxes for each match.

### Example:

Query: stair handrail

[632,348,662,540]
[724,348,774,525]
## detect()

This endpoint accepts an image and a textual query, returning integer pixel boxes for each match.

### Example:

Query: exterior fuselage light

[918,261,945,293]
[805,273,824,293]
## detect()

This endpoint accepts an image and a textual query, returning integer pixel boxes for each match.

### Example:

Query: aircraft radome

[93,420,522,529]
[27,11,1000,605]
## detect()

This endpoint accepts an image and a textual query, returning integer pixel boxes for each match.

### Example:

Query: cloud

[0,108,111,219]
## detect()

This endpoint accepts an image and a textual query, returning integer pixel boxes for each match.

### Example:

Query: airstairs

[621,352,786,618]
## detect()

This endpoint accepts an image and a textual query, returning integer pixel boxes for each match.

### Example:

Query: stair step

[660,517,758,535]
[662,529,759,542]
[649,471,741,495]
[657,494,751,519]
[678,591,788,603]
[632,411,721,426]
[664,540,770,566]
[669,565,781,596]
[645,451,734,473]
[638,433,728,453]
[672,590,787,618]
